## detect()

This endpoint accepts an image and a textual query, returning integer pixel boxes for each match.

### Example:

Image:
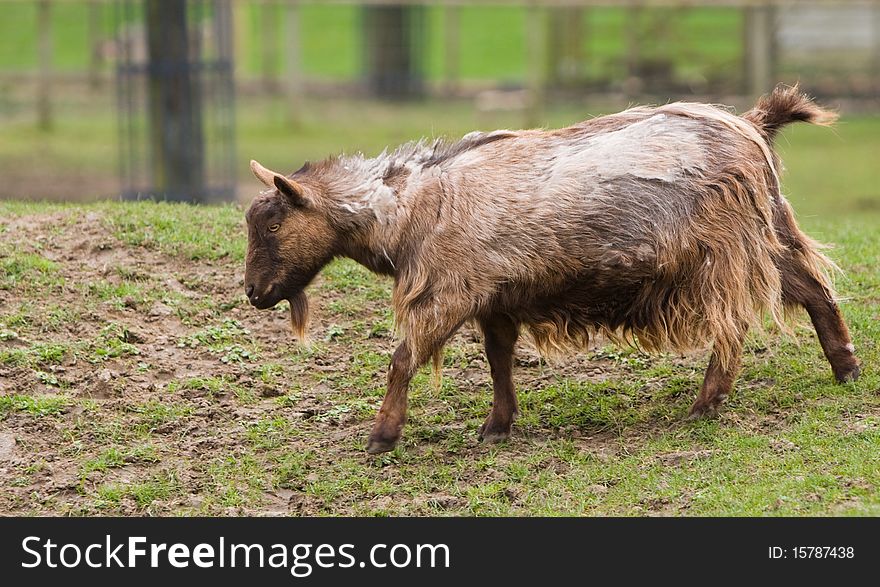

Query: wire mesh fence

[115,0,236,203]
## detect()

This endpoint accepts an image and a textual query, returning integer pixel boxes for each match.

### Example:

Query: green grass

[127,401,194,433]
[1,251,63,291]
[0,341,71,368]
[80,445,158,479]
[0,2,114,72]
[94,470,181,511]
[0,394,69,418]
[103,201,246,260]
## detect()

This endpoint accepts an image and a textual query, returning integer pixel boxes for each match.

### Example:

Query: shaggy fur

[244,84,860,454]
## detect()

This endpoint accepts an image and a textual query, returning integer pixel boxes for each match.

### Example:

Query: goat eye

[268,223,280,232]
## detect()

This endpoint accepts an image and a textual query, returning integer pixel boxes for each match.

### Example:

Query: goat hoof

[478,420,512,444]
[834,364,860,384]
[479,430,511,444]
[366,435,399,455]
[686,402,719,421]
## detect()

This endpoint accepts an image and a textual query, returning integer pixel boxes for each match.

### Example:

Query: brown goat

[244,85,860,454]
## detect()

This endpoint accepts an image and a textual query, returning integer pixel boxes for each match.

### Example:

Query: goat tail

[743,83,838,141]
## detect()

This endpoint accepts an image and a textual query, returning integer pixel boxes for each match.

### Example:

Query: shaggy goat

[244,85,860,454]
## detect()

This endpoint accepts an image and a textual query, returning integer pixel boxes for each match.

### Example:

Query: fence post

[525,2,546,127]
[744,2,776,98]
[363,5,426,99]
[547,6,584,88]
[88,0,103,89]
[144,0,205,201]
[262,1,280,93]
[872,2,880,96]
[624,4,642,97]
[37,0,53,131]
[285,0,303,126]
[444,5,460,96]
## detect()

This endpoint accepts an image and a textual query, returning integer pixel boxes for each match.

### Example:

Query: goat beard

[288,291,309,342]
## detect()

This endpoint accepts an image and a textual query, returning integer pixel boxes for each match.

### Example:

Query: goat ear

[273,175,307,207]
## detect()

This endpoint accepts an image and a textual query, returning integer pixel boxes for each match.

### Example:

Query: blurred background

[0,0,878,215]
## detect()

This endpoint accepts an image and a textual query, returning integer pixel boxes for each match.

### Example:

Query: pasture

[1,114,878,516]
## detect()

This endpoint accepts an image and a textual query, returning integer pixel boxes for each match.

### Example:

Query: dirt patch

[0,432,15,461]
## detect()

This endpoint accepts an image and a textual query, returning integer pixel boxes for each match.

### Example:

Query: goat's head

[244,160,337,337]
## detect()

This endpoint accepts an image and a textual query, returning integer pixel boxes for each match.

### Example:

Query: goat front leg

[367,341,417,454]
[688,332,746,420]
[367,292,466,454]
[366,319,459,454]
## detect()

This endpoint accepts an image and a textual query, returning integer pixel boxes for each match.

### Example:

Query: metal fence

[0,0,878,201]
[115,0,236,202]
[4,1,880,115]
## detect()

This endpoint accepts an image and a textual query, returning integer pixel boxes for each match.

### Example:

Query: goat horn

[250,160,277,188]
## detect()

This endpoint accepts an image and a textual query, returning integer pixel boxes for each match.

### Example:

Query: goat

[244,85,860,454]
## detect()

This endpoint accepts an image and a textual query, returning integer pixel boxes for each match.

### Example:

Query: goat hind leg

[477,314,520,444]
[781,261,860,383]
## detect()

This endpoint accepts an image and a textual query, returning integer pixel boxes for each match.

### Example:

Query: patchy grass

[127,401,194,434]
[0,394,69,419]
[102,201,246,261]
[0,116,878,516]
[93,470,182,513]
[80,445,159,479]
[1,251,64,292]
